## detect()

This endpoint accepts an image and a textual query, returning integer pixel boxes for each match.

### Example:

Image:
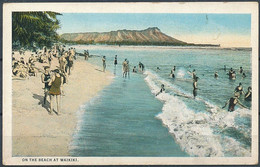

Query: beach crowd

[12,44,76,115]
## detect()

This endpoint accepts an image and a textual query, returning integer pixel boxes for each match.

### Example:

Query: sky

[57,13,251,47]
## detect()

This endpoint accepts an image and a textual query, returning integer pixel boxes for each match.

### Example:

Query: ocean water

[69,45,251,157]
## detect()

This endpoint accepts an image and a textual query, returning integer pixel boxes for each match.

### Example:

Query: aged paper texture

[3,2,259,165]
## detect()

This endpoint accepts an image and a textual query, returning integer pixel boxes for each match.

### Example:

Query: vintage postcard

[2,2,259,165]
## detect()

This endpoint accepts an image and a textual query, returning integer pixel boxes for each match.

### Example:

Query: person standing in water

[193,76,199,98]
[224,65,226,71]
[244,86,252,101]
[114,55,118,66]
[102,56,106,72]
[126,60,130,78]
[242,72,247,78]
[41,66,51,105]
[239,67,243,74]
[188,69,196,80]
[48,69,64,115]
[222,93,248,112]
[122,59,128,78]
[228,68,236,79]
[214,71,218,78]
[156,84,165,96]
[132,66,137,73]
[234,82,245,97]
[84,50,89,61]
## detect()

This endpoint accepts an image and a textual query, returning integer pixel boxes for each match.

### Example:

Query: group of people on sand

[13,44,77,116]
[41,46,76,115]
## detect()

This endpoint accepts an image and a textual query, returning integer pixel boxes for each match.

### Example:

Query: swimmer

[132,66,137,73]
[188,69,196,80]
[156,84,165,96]
[239,67,243,74]
[222,93,248,112]
[234,82,245,97]
[244,86,252,101]
[242,72,246,78]
[193,77,199,98]
[214,71,218,78]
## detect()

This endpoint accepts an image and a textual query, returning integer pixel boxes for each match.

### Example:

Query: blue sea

[68,45,251,157]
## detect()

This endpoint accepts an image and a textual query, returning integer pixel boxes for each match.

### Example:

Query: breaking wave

[144,70,251,157]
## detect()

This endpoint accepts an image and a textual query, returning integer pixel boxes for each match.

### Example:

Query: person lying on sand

[12,63,28,78]
[222,93,248,112]
[28,63,37,76]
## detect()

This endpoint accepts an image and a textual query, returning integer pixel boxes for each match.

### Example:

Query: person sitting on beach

[122,59,128,78]
[222,93,248,112]
[41,66,51,105]
[239,67,243,74]
[156,84,165,96]
[214,71,218,78]
[133,66,137,73]
[20,57,25,64]
[28,54,35,64]
[13,63,28,78]
[114,55,118,66]
[102,56,106,72]
[28,63,37,76]
[234,82,244,97]
[48,69,63,115]
[244,86,252,101]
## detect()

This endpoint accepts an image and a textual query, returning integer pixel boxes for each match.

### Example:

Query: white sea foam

[144,70,251,157]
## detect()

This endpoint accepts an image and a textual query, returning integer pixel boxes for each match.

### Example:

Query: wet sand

[12,51,113,156]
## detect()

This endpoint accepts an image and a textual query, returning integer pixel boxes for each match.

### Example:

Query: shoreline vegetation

[12,48,113,156]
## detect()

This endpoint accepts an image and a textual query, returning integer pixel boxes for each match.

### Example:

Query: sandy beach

[12,51,113,156]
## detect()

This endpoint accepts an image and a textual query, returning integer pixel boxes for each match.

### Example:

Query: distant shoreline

[64,44,252,51]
